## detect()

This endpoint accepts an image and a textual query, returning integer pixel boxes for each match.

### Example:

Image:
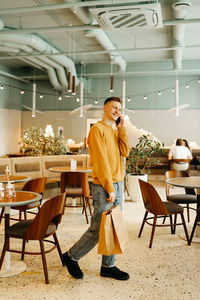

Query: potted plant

[126,134,163,201]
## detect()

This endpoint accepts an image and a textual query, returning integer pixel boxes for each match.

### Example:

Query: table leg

[0,206,27,278]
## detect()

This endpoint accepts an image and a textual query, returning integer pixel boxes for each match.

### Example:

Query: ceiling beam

[0,0,150,15]
[1,45,200,61]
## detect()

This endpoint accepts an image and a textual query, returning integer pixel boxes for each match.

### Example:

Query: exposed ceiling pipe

[65,0,126,72]
[0,70,30,83]
[0,41,62,89]
[0,34,79,88]
[0,0,150,14]
[172,0,191,70]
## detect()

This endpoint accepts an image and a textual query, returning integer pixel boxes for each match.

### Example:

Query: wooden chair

[60,172,92,224]
[165,171,196,223]
[0,193,66,284]
[170,159,191,173]
[138,179,189,248]
[0,177,47,224]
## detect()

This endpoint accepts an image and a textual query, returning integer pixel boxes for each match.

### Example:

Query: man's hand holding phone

[115,116,124,128]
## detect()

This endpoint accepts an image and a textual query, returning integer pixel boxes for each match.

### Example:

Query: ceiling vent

[90,3,163,30]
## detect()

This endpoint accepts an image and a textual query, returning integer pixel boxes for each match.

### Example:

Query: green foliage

[19,127,69,156]
[127,135,164,175]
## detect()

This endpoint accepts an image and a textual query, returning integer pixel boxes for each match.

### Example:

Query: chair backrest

[22,177,47,196]
[170,158,191,172]
[165,170,195,196]
[139,179,168,215]
[60,172,90,198]
[25,193,66,240]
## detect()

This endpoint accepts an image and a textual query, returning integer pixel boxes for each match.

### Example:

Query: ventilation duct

[0,32,79,90]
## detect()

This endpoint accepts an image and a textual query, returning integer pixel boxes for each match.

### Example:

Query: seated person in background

[182,139,191,152]
[78,137,89,154]
[168,138,192,171]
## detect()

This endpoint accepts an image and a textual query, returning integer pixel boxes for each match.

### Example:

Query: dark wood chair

[170,159,191,173]
[138,179,189,248]
[60,172,92,224]
[165,171,196,223]
[0,177,47,223]
[0,193,66,284]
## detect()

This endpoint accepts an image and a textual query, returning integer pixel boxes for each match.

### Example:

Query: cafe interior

[0,0,200,299]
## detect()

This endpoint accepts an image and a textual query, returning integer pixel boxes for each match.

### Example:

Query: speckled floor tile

[0,181,200,300]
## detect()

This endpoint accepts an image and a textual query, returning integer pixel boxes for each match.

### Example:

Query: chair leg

[39,240,49,284]
[138,211,148,238]
[149,216,157,248]
[82,198,89,224]
[189,215,198,245]
[53,233,64,266]
[21,239,26,260]
[180,213,189,245]
[162,216,166,224]
[186,204,190,223]
[0,237,9,270]
[0,207,4,224]
[169,215,174,234]
[86,197,92,215]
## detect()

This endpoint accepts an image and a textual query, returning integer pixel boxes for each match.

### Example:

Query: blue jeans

[68,181,123,267]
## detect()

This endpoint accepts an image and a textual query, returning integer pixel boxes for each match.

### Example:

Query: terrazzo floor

[0,181,200,300]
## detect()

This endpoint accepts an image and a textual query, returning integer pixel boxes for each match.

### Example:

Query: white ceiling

[0,0,200,86]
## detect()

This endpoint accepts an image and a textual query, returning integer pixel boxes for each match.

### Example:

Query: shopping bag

[98,205,127,255]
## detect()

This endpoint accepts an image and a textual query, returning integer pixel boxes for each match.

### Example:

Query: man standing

[62,97,130,280]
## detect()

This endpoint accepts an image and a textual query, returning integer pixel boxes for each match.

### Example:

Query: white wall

[0,109,21,156]
[21,109,200,147]
[0,108,199,156]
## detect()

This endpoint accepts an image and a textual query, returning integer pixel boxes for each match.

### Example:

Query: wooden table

[49,165,92,209]
[0,175,31,184]
[166,176,200,242]
[0,191,42,277]
[49,166,92,173]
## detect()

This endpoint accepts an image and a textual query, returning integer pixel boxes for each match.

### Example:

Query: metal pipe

[0,0,150,14]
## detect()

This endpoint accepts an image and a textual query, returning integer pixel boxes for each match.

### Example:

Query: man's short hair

[104,97,122,105]
[176,138,182,146]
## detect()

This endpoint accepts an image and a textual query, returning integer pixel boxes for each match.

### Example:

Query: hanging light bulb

[127,97,131,102]
[20,89,24,95]
[186,83,189,88]
[58,92,62,101]
[94,99,98,104]
[79,113,84,118]
[144,95,147,100]
[110,75,114,93]
[76,97,80,102]
[172,88,175,93]
[0,85,4,90]
[39,93,43,99]
[198,79,200,84]
[158,91,162,96]
[72,75,76,95]
[67,71,72,92]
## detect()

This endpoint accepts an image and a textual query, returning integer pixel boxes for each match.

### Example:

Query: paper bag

[98,205,127,255]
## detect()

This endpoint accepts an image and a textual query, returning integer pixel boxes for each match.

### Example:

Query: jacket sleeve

[88,126,114,194]
[118,127,130,157]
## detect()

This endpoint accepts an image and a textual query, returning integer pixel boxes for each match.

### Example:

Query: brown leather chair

[0,177,47,223]
[138,179,189,248]
[60,172,92,224]
[0,193,66,284]
[165,171,196,223]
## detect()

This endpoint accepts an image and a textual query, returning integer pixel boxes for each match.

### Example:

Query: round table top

[0,175,31,184]
[166,176,200,189]
[0,191,42,207]
[49,166,92,173]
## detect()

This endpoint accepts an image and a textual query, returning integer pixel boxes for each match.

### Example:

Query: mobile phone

[116,117,121,125]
